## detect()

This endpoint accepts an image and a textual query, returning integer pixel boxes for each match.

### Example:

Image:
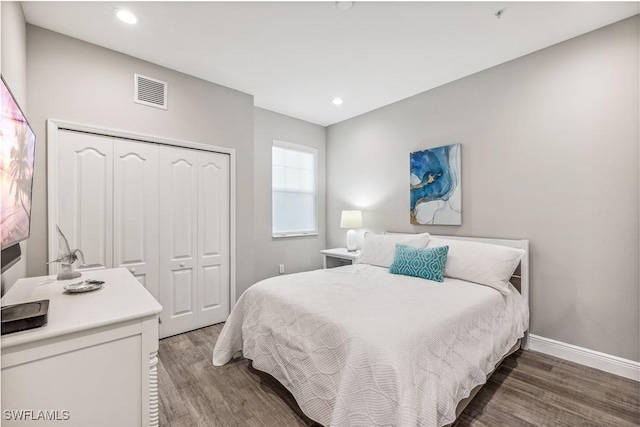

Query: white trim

[47,119,60,276]
[272,232,319,239]
[46,118,237,307]
[529,334,640,381]
[47,119,236,156]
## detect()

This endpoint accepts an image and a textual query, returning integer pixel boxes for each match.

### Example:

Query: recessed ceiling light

[332,97,344,105]
[116,10,138,24]
[336,2,354,11]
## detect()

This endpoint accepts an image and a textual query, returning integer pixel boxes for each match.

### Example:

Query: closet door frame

[47,119,237,306]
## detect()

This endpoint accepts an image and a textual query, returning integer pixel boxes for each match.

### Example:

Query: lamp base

[346,229,358,252]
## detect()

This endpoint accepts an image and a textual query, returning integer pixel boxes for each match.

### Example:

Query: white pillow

[427,238,524,295]
[357,233,430,268]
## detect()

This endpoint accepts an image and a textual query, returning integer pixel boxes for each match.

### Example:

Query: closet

[50,128,231,338]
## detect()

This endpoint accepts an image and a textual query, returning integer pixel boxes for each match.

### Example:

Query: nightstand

[321,248,360,269]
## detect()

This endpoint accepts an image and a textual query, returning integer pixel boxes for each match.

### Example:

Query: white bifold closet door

[54,129,231,339]
[57,131,159,294]
[158,146,230,338]
[57,131,114,270]
[196,151,230,328]
[113,139,160,298]
[158,146,198,337]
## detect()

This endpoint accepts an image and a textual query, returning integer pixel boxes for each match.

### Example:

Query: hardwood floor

[158,324,640,427]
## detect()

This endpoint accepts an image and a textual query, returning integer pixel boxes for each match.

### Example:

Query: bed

[213,234,529,427]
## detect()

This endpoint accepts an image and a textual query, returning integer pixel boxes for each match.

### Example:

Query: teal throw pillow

[389,244,449,282]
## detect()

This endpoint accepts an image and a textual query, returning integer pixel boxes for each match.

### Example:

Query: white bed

[213,236,529,427]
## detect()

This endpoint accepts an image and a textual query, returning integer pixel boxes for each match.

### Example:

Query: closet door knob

[180,262,185,267]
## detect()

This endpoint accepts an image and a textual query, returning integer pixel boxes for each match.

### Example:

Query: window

[272,140,318,237]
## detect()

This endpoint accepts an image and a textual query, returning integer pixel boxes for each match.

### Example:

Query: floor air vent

[134,73,168,110]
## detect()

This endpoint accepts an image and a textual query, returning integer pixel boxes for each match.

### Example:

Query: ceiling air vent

[134,73,168,110]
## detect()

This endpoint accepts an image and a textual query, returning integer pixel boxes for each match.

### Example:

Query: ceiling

[22,2,639,126]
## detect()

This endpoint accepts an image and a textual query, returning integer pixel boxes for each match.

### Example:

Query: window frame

[272,139,319,238]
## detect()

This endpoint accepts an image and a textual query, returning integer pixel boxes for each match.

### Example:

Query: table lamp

[340,210,362,252]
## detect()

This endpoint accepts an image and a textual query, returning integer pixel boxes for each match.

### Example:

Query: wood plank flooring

[158,324,640,427]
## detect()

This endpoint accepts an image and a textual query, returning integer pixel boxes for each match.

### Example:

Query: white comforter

[213,264,528,427]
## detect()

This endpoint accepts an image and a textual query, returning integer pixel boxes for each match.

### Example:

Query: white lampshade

[340,210,362,229]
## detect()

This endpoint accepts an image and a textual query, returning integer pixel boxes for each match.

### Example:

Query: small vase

[57,263,82,280]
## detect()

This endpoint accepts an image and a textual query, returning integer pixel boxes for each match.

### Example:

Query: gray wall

[253,107,326,281]
[1,1,28,291]
[326,17,639,361]
[26,26,257,296]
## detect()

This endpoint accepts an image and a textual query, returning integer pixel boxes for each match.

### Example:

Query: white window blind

[272,140,318,237]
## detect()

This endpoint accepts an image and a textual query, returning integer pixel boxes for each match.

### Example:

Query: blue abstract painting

[410,144,461,225]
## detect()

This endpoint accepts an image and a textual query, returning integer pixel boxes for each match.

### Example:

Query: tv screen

[1,75,36,250]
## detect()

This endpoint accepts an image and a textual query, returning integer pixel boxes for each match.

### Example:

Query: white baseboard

[529,334,639,381]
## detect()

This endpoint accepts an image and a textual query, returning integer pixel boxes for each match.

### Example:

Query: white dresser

[1,268,162,427]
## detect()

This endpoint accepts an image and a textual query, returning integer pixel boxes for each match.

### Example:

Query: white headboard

[387,233,530,349]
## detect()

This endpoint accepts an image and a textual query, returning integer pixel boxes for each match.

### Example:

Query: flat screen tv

[1,75,36,272]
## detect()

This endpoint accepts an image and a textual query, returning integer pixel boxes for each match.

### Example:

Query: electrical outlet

[279,264,285,274]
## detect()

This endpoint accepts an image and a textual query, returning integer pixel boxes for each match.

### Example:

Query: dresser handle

[180,262,185,267]
[130,268,136,274]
